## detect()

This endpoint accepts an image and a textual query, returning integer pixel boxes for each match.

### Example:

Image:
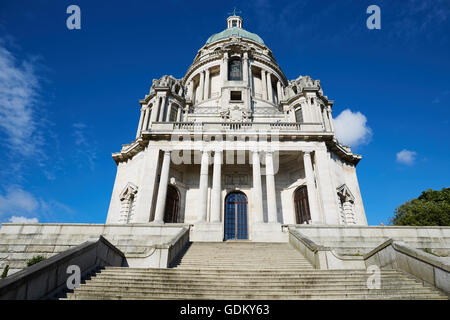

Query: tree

[390,188,450,226]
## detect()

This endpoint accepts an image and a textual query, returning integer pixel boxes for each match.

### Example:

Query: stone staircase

[63,242,448,300]
[171,242,314,269]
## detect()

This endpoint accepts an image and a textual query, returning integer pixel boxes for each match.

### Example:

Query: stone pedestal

[190,222,223,242]
[251,223,288,242]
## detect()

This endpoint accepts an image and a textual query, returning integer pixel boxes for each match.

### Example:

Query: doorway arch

[164,185,180,223]
[294,185,311,224]
[224,191,248,240]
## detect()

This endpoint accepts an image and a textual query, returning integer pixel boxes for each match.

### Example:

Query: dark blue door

[224,192,248,240]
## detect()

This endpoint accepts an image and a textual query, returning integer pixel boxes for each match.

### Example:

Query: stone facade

[105,14,367,241]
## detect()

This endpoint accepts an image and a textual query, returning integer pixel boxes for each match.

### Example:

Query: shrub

[26,255,47,267]
[1,265,9,278]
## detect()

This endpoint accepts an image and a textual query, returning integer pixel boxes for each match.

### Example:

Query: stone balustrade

[150,121,326,133]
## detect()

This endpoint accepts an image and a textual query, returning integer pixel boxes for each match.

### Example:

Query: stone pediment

[337,184,355,203]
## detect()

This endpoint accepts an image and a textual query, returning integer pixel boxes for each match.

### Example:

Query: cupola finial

[227,8,243,29]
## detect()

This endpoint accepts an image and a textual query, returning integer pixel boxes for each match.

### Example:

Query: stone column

[153,150,171,224]
[265,151,278,223]
[165,101,172,122]
[276,81,283,103]
[266,72,273,103]
[158,96,166,122]
[314,148,340,224]
[199,71,205,102]
[221,52,228,85]
[327,106,335,132]
[322,106,330,131]
[150,98,160,123]
[243,52,249,86]
[252,150,264,223]
[198,150,210,222]
[303,151,320,223]
[204,68,210,100]
[188,81,194,101]
[136,108,145,138]
[210,150,222,223]
[261,69,267,101]
[176,107,182,122]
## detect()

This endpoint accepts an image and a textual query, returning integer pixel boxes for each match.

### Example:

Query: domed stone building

[106,14,367,242]
[1,13,449,301]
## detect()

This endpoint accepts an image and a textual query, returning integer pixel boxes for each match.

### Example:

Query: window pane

[228,60,242,81]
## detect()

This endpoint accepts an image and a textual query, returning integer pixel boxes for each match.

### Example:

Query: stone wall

[292,225,450,256]
[0,223,189,275]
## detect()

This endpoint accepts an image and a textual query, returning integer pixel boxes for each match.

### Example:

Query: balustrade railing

[152,122,325,133]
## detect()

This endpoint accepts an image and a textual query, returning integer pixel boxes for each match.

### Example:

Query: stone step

[71,285,440,296]
[64,290,446,300]
[64,241,447,300]
[104,267,400,273]
[82,280,425,290]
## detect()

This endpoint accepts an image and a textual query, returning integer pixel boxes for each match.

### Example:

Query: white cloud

[8,216,38,223]
[72,122,97,170]
[0,42,42,157]
[333,109,372,147]
[0,187,39,218]
[396,149,417,165]
[0,186,74,222]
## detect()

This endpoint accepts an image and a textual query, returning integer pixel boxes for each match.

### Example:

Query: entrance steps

[171,242,313,269]
[63,242,448,300]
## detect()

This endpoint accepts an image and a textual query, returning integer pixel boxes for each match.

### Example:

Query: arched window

[164,185,180,223]
[228,59,242,81]
[295,107,303,123]
[169,104,178,122]
[294,186,311,224]
[224,191,248,240]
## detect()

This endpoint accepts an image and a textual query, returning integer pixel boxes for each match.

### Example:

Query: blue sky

[0,0,449,225]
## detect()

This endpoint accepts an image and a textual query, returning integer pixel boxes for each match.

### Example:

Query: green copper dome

[206,27,264,45]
